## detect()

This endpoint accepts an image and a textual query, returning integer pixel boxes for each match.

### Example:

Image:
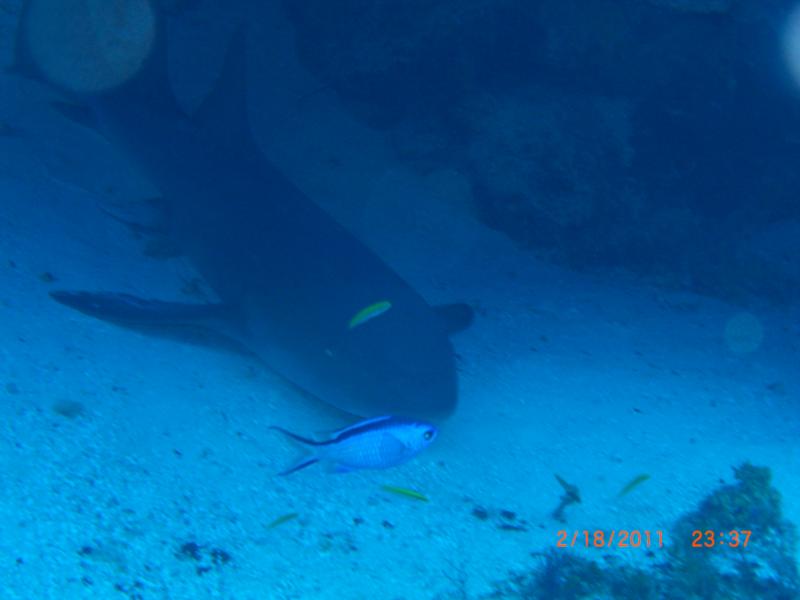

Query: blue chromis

[270,415,438,476]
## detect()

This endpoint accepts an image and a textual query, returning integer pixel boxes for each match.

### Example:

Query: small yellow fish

[618,474,651,497]
[267,512,299,529]
[348,300,392,329]
[380,485,429,502]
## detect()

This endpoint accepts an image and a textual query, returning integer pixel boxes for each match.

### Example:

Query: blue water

[0,1,798,598]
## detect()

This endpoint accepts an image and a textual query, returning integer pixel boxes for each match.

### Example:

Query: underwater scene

[1,0,799,598]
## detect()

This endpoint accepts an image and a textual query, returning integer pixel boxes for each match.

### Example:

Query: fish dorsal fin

[331,416,394,441]
[193,26,260,157]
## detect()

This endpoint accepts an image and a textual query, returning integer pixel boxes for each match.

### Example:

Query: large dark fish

[15,4,472,419]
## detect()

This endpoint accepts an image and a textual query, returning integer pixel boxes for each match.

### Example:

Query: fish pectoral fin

[51,291,229,325]
[380,434,409,458]
[433,302,474,335]
[50,291,247,353]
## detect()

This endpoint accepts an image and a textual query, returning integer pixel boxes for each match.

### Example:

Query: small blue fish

[270,416,438,476]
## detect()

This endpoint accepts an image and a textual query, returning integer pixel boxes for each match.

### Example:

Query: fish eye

[423,429,435,441]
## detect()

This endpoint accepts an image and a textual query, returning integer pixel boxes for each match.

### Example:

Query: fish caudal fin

[277,457,319,477]
[268,426,327,447]
[270,426,329,476]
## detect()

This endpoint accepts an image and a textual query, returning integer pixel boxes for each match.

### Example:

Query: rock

[461,87,633,233]
[284,0,800,303]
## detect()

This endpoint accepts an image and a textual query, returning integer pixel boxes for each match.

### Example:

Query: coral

[488,552,659,599]
[483,464,799,600]
[462,88,634,238]
[668,463,800,599]
[699,463,782,533]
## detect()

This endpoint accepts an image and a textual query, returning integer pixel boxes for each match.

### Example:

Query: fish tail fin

[270,426,329,476]
[277,457,320,477]
[268,426,326,447]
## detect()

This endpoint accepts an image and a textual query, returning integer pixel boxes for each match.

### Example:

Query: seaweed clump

[483,463,799,599]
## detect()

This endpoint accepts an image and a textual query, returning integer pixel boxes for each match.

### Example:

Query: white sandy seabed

[0,4,799,599]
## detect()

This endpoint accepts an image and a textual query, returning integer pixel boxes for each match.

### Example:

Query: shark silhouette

[16,7,471,419]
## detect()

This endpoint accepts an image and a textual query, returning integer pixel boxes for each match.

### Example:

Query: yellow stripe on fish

[348,300,392,329]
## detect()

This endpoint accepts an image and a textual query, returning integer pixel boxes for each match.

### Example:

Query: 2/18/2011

[557,530,664,548]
